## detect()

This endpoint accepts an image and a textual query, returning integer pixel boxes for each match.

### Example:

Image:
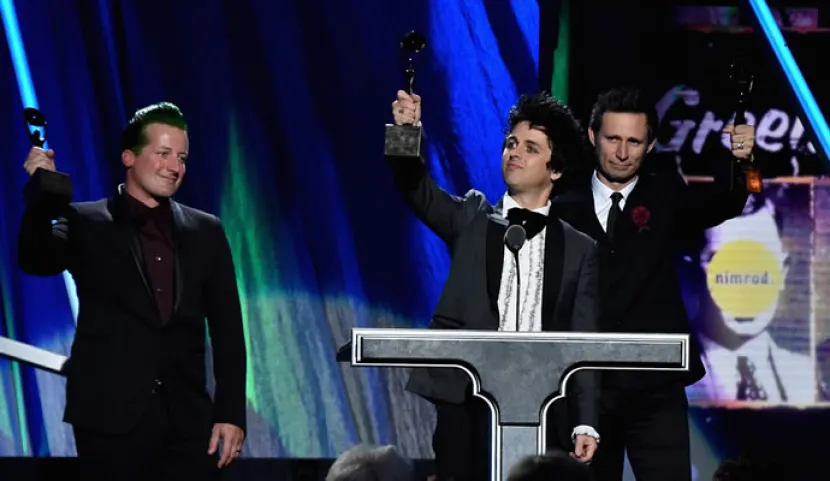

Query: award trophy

[384,30,426,159]
[729,58,762,193]
[22,107,73,206]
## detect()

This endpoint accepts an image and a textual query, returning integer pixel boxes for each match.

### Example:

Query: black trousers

[589,383,691,481]
[73,389,219,481]
[432,399,492,481]
[432,398,573,481]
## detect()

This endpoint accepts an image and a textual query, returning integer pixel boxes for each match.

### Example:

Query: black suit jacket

[552,163,749,392]
[391,158,601,441]
[17,191,247,436]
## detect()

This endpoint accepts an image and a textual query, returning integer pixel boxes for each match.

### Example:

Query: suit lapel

[611,175,651,247]
[553,187,607,245]
[171,202,186,315]
[108,197,154,301]
[105,196,163,327]
[486,199,567,331]
[541,215,565,331]
[486,210,507,320]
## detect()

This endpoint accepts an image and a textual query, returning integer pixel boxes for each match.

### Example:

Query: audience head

[325,444,413,481]
[507,450,594,481]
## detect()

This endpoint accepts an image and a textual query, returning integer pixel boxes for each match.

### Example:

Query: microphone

[504,225,527,328]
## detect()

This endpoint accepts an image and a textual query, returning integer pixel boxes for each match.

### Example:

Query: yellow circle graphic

[706,240,782,319]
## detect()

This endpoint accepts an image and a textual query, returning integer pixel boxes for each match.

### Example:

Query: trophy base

[24,168,73,206]
[384,123,422,158]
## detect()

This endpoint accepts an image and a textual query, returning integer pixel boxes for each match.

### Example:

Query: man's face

[501,121,561,194]
[123,123,188,199]
[589,112,653,185]
[700,207,788,337]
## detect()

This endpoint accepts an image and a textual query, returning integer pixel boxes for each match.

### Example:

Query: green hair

[120,102,187,153]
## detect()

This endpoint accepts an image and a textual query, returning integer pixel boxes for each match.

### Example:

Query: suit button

[610,249,616,254]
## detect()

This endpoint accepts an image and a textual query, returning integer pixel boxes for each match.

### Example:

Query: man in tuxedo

[18,102,246,481]
[552,87,755,481]
[391,90,601,481]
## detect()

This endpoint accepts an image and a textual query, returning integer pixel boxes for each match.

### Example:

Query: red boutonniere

[631,205,651,232]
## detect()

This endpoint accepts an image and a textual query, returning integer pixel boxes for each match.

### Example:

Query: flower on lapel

[631,205,651,232]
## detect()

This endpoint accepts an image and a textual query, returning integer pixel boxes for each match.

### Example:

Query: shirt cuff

[571,425,600,443]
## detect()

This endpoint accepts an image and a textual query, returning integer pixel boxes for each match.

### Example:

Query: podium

[339,328,689,481]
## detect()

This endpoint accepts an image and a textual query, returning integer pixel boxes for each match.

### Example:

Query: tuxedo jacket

[391,158,601,435]
[551,165,749,392]
[17,192,247,436]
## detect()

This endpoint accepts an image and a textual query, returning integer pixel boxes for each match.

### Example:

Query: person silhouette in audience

[713,454,783,481]
[507,450,595,481]
[326,444,413,481]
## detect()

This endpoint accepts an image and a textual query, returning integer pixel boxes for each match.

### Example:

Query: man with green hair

[19,102,247,481]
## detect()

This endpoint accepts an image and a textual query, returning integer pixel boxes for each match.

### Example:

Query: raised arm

[18,147,76,276]
[389,90,484,243]
[673,124,754,232]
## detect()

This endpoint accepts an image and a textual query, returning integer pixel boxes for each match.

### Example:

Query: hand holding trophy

[22,108,73,207]
[728,57,762,193]
[385,30,426,160]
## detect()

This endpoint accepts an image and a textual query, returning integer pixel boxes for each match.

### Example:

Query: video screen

[645,6,830,407]
[679,179,830,407]
[645,5,829,179]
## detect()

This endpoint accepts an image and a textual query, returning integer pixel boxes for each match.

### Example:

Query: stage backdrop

[0,0,542,459]
[2,3,829,479]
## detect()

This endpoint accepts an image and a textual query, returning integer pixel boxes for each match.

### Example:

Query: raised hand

[392,89,421,126]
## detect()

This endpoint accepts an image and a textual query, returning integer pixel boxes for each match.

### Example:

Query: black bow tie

[506,208,547,240]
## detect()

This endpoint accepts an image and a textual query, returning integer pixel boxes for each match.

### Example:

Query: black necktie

[606,192,623,241]
[507,208,547,240]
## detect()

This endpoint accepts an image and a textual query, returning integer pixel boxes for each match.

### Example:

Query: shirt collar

[119,183,172,224]
[591,170,638,203]
[502,193,551,216]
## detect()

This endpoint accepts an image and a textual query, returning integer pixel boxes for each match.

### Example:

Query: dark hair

[507,92,590,178]
[589,87,658,143]
[120,102,187,154]
[507,451,594,481]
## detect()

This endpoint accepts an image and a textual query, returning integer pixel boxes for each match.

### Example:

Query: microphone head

[504,225,527,253]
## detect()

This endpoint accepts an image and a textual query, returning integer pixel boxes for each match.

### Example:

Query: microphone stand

[504,225,527,329]
[513,251,520,328]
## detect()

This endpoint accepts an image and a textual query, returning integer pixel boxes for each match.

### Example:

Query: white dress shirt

[591,171,638,231]
[497,195,549,333]
[496,194,600,442]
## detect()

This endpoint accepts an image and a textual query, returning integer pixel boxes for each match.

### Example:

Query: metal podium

[342,328,689,481]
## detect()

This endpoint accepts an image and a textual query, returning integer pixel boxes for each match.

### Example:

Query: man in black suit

[552,87,755,481]
[18,102,247,481]
[391,90,601,481]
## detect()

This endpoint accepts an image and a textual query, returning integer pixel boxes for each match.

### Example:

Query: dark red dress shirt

[123,193,175,322]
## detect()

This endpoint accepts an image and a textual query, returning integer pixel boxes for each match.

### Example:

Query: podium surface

[345,328,689,481]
